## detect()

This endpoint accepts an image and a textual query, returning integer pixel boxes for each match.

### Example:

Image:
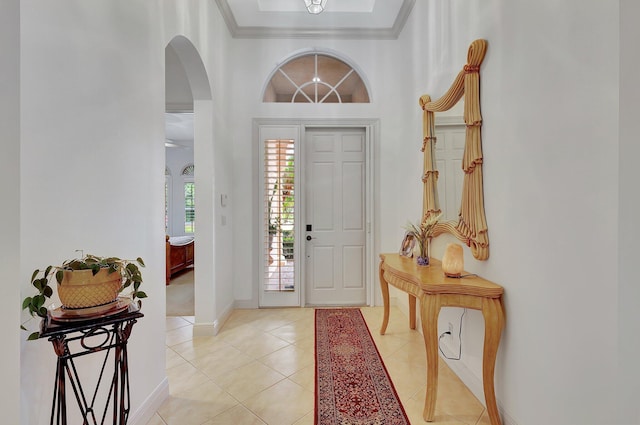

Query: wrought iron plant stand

[39,302,143,425]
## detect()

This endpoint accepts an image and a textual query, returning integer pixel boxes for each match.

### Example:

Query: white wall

[409,1,620,424]
[19,2,167,423]
[0,0,21,422]
[618,1,640,423]
[16,1,236,419]
[228,38,419,305]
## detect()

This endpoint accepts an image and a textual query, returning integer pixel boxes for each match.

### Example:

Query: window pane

[184,182,195,233]
[263,53,369,103]
[264,139,295,291]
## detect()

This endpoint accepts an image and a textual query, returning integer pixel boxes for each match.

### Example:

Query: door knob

[306,235,314,241]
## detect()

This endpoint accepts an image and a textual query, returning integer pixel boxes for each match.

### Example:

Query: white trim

[215,0,416,40]
[193,322,217,337]
[257,125,301,307]
[128,378,169,425]
[365,124,376,306]
[196,300,234,336]
[439,340,520,425]
[234,298,258,309]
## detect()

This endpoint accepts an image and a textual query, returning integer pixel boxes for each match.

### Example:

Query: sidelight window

[263,140,295,291]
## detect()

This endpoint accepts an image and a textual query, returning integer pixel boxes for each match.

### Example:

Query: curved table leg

[421,294,441,422]
[379,262,389,335]
[408,294,416,330]
[482,297,505,425]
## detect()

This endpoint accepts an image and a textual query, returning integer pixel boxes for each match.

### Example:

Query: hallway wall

[17,2,236,422]
[618,0,640,422]
[417,1,620,424]
[18,3,168,423]
[0,0,21,422]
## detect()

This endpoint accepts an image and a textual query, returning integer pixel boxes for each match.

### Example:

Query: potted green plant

[21,254,146,340]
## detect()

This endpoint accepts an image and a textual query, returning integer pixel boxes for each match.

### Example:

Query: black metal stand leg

[44,314,141,425]
[50,337,68,425]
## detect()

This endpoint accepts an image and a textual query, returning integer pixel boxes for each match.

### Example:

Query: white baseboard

[193,322,217,336]
[439,339,519,425]
[193,300,235,336]
[234,299,258,309]
[127,377,169,425]
[215,301,234,334]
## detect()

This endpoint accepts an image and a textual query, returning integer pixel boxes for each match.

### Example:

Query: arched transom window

[264,53,370,103]
[181,164,194,176]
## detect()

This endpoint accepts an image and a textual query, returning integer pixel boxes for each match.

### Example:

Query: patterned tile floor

[147,306,493,425]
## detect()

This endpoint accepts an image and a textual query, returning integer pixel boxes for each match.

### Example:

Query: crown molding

[215,0,415,40]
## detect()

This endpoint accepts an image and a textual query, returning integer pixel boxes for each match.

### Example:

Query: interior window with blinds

[264,139,295,291]
[182,164,195,234]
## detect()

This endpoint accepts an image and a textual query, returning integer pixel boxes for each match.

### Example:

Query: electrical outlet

[448,322,454,335]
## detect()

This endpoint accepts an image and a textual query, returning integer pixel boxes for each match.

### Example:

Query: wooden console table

[379,253,505,425]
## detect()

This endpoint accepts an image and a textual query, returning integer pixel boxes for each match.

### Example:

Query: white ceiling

[216,0,416,39]
[165,113,194,149]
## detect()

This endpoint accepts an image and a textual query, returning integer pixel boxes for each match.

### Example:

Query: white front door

[305,128,367,306]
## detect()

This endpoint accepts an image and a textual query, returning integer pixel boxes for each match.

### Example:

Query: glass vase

[415,237,430,266]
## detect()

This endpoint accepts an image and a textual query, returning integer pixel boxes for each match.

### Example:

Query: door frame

[257,125,301,307]
[253,118,379,308]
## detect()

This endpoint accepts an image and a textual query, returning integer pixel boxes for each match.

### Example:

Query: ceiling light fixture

[304,0,327,15]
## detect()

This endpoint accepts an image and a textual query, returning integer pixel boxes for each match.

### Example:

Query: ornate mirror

[420,39,489,260]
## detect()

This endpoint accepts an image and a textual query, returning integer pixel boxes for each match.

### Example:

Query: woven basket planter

[57,268,122,309]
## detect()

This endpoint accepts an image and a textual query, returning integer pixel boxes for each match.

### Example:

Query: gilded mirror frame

[420,39,489,260]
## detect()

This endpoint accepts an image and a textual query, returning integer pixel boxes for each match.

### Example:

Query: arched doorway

[165,36,217,334]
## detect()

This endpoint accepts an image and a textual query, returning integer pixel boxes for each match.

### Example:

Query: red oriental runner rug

[314,308,410,425]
